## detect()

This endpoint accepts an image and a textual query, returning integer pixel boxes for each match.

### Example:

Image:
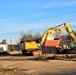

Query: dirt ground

[0,51,76,75]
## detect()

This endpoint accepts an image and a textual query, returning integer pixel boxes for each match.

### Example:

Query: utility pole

[10,37,12,51]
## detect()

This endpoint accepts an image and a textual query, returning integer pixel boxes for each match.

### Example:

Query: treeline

[0,39,7,44]
[19,29,69,43]
[19,29,42,42]
[19,29,76,45]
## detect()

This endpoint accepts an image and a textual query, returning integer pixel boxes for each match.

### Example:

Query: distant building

[8,44,18,51]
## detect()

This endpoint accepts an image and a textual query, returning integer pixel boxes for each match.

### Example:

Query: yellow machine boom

[40,23,76,46]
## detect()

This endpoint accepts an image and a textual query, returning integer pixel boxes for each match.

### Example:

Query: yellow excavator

[21,23,76,55]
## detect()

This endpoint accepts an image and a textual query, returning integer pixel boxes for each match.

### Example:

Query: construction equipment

[20,23,76,55]
[21,38,41,55]
[41,23,76,54]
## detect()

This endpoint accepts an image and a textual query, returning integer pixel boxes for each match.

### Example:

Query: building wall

[8,44,18,51]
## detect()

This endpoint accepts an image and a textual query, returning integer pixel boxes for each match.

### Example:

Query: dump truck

[20,23,76,55]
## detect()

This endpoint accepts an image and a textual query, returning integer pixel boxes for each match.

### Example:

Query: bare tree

[20,31,27,41]
[2,39,7,44]
[53,32,64,38]
[19,29,34,42]
[26,29,33,40]
[33,32,42,39]
[19,29,42,43]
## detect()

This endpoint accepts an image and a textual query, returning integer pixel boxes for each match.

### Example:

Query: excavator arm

[40,23,76,46]
[64,23,76,42]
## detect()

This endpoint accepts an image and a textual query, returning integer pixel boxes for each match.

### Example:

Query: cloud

[0,0,76,9]
[43,0,76,8]
[0,19,12,22]
[0,22,61,34]
[0,12,76,34]
[0,21,72,34]
[0,1,42,9]
[0,21,76,34]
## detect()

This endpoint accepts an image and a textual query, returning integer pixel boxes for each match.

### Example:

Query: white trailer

[0,44,8,52]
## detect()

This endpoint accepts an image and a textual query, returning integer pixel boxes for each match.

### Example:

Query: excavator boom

[40,23,76,46]
[64,23,76,42]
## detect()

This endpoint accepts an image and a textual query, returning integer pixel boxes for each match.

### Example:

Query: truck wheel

[32,51,36,56]
[22,50,27,55]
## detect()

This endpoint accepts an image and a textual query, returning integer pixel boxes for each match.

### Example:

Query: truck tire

[22,50,27,55]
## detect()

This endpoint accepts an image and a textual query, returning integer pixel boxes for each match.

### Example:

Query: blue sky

[0,0,76,44]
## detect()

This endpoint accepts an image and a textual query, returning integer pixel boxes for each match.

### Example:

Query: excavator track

[0,54,76,61]
[39,53,76,61]
[53,54,76,61]
[0,50,76,61]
